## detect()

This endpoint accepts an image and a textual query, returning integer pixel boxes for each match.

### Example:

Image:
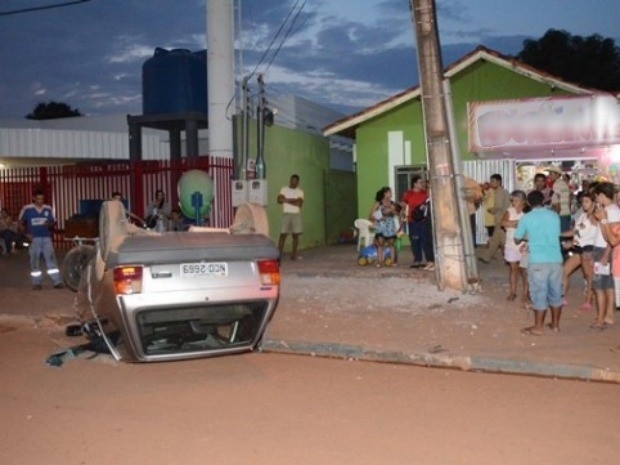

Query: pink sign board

[468,95,620,153]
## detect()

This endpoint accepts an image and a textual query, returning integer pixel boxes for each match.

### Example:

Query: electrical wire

[263,0,306,74]
[246,0,301,82]
[263,82,344,132]
[0,0,90,17]
[226,0,300,119]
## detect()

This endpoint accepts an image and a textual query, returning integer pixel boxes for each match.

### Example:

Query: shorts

[375,233,396,242]
[280,213,303,234]
[560,215,572,233]
[527,263,563,311]
[592,246,614,290]
[504,247,521,263]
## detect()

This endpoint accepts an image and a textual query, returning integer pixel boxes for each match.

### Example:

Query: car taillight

[257,259,280,285]
[113,266,143,295]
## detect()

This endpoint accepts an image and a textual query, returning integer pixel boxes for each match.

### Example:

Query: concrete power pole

[206,0,235,158]
[408,0,466,290]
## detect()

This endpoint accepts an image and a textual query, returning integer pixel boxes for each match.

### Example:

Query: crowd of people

[478,169,618,334]
[367,177,434,270]
[368,167,619,335]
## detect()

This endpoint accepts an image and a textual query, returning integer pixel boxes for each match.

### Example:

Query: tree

[26,101,82,120]
[516,29,620,92]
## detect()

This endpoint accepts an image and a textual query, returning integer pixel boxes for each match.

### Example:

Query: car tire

[62,245,96,292]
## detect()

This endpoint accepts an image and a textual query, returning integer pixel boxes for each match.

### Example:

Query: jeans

[29,237,61,286]
[408,221,427,264]
[424,219,435,262]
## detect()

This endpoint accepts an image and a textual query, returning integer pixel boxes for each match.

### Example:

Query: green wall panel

[355,104,425,217]
[245,121,330,251]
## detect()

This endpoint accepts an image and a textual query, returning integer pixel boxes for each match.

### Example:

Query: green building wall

[450,61,572,162]
[354,59,573,218]
[245,121,330,251]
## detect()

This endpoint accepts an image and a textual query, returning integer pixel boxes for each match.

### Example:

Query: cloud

[107,43,155,64]
[0,0,590,120]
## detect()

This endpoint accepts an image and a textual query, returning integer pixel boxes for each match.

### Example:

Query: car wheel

[62,245,96,292]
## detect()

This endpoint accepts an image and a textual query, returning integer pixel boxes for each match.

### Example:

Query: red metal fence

[0,156,234,249]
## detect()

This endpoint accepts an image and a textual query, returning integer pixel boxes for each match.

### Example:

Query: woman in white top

[561,192,598,311]
[592,182,620,328]
[501,190,528,302]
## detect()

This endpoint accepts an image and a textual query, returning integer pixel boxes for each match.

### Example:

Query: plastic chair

[354,218,375,251]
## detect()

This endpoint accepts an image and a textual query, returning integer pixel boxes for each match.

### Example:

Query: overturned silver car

[75,200,280,363]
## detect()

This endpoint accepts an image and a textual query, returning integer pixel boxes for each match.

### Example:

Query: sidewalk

[0,244,618,383]
[265,244,620,383]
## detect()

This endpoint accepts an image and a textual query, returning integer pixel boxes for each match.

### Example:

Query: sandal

[590,322,606,330]
[507,293,517,301]
[546,323,560,332]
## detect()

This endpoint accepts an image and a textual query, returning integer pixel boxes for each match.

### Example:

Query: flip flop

[507,294,517,301]
[590,322,606,330]
[521,327,543,336]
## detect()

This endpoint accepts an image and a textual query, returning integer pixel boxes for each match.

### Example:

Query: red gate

[0,156,234,249]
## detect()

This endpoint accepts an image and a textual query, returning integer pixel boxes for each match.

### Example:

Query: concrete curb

[262,339,620,384]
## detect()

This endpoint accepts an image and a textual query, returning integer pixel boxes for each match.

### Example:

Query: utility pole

[255,74,266,179]
[408,0,466,290]
[240,75,251,179]
[206,0,235,159]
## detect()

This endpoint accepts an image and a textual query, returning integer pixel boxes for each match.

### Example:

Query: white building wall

[0,127,167,161]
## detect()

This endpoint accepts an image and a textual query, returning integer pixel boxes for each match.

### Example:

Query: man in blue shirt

[18,190,63,290]
[514,190,563,335]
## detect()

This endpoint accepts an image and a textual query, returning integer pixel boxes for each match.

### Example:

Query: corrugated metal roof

[322,46,604,138]
[0,127,167,161]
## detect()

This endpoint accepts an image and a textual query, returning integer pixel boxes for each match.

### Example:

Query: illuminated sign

[468,95,620,153]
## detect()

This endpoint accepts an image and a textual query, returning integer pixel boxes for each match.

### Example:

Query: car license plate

[180,262,228,278]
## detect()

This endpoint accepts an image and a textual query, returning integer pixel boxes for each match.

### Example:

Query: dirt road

[1,324,619,465]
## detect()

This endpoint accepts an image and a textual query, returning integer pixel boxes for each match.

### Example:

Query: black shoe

[410,263,423,269]
[53,283,64,289]
[32,284,42,290]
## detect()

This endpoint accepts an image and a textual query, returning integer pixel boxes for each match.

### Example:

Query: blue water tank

[142,47,208,115]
